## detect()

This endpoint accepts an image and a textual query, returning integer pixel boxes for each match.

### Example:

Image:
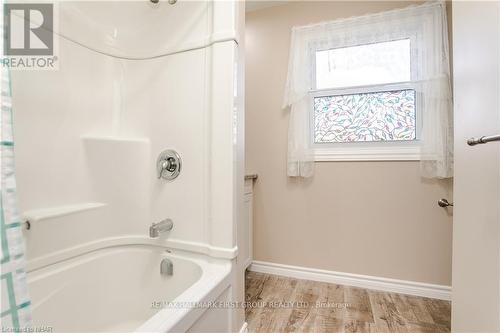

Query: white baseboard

[238,322,248,333]
[249,260,451,301]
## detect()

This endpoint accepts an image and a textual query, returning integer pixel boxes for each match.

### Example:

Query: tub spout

[149,219,173,238]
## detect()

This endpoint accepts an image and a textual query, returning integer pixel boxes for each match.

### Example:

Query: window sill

[314,147,421,162]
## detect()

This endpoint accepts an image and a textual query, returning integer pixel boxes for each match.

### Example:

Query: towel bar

[467,134,500,146]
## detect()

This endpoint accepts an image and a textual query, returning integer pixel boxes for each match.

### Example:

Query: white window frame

[309,36,423,162]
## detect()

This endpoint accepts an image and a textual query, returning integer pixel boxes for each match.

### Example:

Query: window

[315,39,411,89]
[283,2,452,177]
[313,89,416,143]
[310,39,421,161]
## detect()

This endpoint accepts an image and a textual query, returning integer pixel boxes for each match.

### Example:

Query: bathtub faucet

[149,218,173,238]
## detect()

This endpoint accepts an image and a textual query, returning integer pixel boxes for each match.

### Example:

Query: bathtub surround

[11,1,246,332]
[14,1,242,259]
[246,1,453,287]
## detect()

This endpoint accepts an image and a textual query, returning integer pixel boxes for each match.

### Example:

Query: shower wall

[12,1,243,264]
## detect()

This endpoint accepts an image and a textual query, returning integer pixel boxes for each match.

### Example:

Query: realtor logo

[2,3,57,69]
[4,3,53,55]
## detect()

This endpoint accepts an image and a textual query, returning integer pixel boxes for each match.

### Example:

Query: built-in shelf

[23,202,107,223]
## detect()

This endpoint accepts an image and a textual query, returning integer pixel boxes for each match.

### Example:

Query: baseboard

[249,260,451,301]
[238,322,248,333]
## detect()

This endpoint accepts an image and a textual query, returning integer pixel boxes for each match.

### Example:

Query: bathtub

[27,243,233,332]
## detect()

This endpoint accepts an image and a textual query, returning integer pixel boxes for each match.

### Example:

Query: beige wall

[246,1,453,286]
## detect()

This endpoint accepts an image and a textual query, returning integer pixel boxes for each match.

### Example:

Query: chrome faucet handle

[157,150,181,180]
[158,158,177,179]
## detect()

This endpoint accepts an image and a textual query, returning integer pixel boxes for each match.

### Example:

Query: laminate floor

[245,271,451,333]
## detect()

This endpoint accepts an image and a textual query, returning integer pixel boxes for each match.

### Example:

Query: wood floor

[245,271,451,333]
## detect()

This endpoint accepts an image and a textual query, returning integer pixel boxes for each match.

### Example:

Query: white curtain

[282,1,453,178]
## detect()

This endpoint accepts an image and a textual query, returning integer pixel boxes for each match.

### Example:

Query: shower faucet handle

[157,150,181,180]
[158,158,177,178]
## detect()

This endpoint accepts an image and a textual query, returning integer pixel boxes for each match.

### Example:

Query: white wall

[12,0,242,265]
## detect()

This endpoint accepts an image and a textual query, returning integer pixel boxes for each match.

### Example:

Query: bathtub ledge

[27,236,237,272]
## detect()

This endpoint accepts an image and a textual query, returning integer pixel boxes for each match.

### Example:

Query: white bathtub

[27,244,232,333]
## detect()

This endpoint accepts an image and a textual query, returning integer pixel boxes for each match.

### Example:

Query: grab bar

[467,134,500,146]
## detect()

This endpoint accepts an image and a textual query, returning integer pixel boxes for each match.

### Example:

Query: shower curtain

[0,33,33,333]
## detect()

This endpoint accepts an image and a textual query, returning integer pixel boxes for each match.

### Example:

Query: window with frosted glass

[313,89,416,143]
[315,39,411,89]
